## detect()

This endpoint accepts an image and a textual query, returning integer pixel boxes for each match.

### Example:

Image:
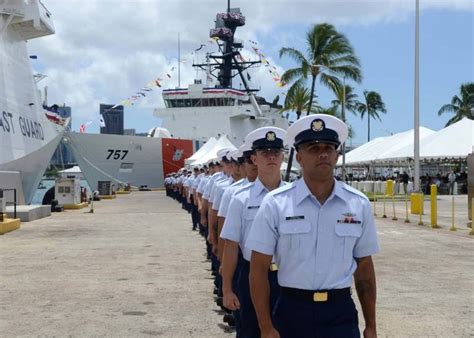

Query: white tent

[184,137,217,165]
[339,127,435,165]
[382,118,474,162]
[190,135,237,166]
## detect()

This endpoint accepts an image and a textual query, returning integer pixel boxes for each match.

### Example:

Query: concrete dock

[0,191,472,336]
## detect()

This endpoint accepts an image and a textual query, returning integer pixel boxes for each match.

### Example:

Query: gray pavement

[0,191,473,337]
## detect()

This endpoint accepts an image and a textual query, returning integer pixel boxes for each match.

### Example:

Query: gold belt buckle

[313,292,328,302]
[270,263,278,272]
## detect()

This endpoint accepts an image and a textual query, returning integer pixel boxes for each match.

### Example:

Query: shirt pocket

[279,219,312,260]
[334,223,362,259]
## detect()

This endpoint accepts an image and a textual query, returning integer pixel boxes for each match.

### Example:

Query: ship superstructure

[0,0,66,204]
[154,5,289,145]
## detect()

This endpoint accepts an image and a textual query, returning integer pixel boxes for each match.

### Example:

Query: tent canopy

[190,135,237,166]
[338,127,435,166]
[384,118,473,162]
[339,119,473,165]
[184,137,217,165]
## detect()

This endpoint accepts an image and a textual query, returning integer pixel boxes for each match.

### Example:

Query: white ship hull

[65,132,194,191]
[0,1,65,204]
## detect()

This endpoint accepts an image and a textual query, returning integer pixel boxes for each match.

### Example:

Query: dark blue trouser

[273,290,360,338]
[238,260,281,338]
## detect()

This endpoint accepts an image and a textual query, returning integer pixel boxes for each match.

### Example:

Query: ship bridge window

[185,100,192,107]
[209,99,216,106]
[191,99,200,107]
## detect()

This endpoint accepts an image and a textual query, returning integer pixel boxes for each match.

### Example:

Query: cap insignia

[311,119,325,132]
[266,131,276,142]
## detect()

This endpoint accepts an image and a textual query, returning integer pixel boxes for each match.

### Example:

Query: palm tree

[279,82,316,181]
[280,23,362,116]
[331,83,359,116]
[438,82,474,126]
[356,90,387,142]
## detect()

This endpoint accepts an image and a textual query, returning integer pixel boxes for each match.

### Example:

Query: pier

[0,191,472,336]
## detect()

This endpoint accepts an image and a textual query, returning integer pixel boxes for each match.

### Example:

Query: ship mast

[192,1,263,116]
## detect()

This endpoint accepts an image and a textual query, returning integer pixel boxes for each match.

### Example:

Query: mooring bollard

[391,195,398,221]
[450,195,456,231]
[430,184,439,228]
[90,196,94,214]
[404,194,410,223]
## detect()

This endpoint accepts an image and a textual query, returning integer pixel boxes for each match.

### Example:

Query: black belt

[281,287,351,303]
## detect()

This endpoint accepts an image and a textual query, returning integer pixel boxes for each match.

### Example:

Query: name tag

[285,215,305,220]
[248,205,260,209]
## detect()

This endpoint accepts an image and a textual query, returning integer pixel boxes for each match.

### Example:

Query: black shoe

[216,297,223,307]
[223,313,235,327]
[213,287,218,295]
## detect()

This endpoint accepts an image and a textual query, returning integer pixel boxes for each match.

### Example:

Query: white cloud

[28,0,472,130]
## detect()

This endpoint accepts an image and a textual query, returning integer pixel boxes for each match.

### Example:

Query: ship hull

[65,133,194,191]
[0,4,64,204]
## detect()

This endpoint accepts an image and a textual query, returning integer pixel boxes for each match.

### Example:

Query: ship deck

[0,191,472,336]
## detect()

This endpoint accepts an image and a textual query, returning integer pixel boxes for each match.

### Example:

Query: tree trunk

[285,110,302,182]
[306,75,317,115]
[367,113,371,142]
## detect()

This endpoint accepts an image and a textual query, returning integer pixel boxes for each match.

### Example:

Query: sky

[29,0,473,146]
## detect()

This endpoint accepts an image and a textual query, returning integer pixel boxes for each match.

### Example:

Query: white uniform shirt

[220,178,286,261]
[202,172,224,200]
[209,174,228,205]
[246,178,380,291]
[196,175,210,195]
[217,178,249,218]
[211,177,234,211]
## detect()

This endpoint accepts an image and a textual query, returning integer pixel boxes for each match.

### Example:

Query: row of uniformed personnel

[165,114,380,338]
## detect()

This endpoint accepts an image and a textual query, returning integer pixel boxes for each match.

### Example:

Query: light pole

[413,0,420,192]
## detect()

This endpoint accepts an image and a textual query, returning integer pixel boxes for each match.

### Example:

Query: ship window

[64,187,71,194]
[202,99,209,106]
[58,186,64,193]
[216,98,223,106]
[209,99,216,106]
[185,100,192,107]
[229,98,235,106]
[170,100,178,108]
[176,100,185,107]
[191,99,200,107]
[237,100,243,105]
[164,100,170,108]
